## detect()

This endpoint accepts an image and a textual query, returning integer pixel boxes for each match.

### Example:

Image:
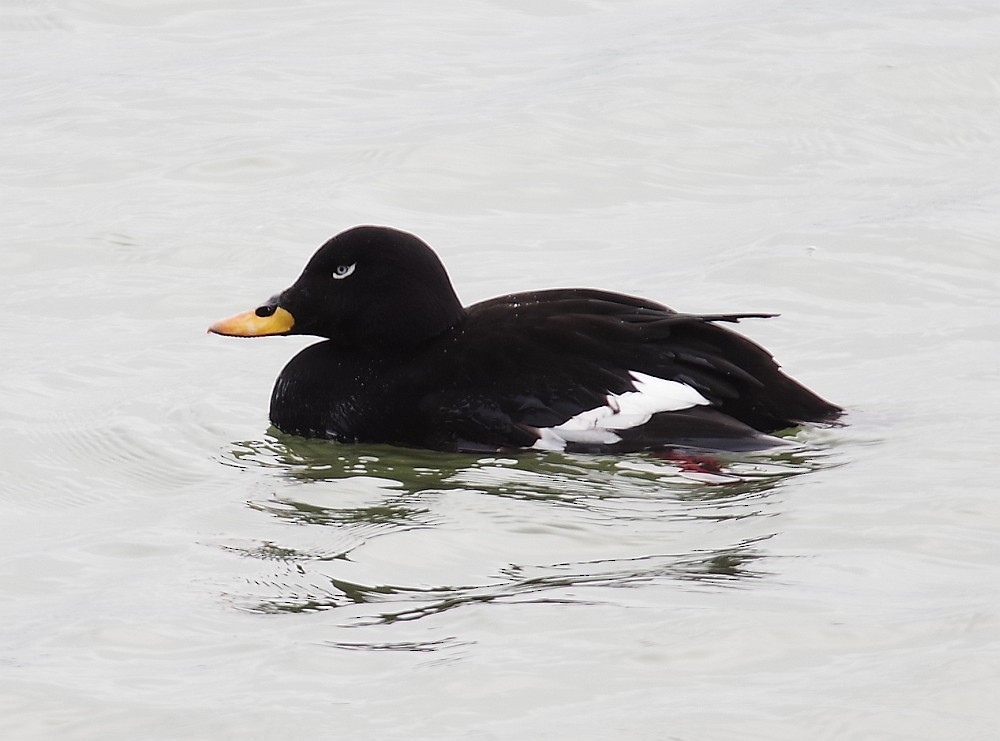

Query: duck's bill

[208,306,295,337]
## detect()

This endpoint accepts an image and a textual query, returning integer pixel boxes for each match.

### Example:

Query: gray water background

[2,1,999,739]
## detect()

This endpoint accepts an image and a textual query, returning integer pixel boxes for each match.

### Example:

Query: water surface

[2,1,999,739]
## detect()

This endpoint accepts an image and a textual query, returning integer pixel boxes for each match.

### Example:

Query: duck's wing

[409,289,839,453]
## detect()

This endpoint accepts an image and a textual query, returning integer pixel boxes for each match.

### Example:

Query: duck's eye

[332,263,356,280]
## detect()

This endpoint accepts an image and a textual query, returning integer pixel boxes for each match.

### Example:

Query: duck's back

[437,289,838,447]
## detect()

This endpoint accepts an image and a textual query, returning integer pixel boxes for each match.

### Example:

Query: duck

[209,225,841,454]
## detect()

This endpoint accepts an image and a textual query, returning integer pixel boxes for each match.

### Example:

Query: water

[2,1,999,738]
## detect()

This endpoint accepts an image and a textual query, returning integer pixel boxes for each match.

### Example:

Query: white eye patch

[332,263,356,280]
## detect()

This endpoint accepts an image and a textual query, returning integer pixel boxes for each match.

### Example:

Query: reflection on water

[218,430,842,647]
[320,542,771,625]
[225,428,839,501]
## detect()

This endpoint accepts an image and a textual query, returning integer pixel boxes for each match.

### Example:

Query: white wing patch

[531,371,710,452]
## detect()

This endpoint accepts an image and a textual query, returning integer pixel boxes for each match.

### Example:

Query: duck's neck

[351,289,466,349]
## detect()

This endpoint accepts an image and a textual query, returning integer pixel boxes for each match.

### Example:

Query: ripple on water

[0,0,67,32]
[214,431,843,644]
[1,409,219,508]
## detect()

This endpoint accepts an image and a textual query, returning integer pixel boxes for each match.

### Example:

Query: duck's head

[209,225,465,347]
